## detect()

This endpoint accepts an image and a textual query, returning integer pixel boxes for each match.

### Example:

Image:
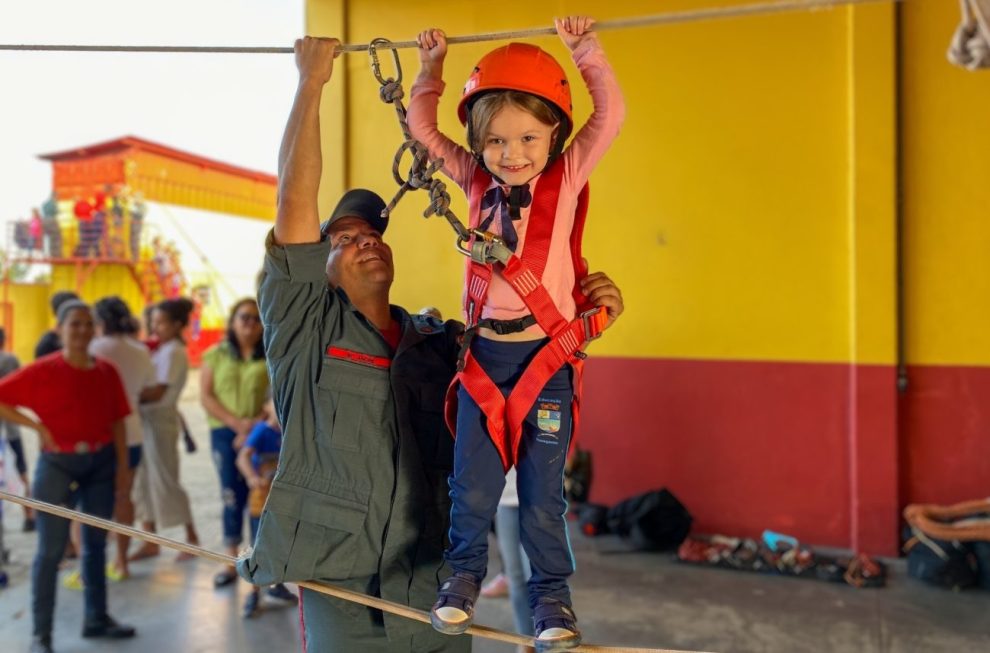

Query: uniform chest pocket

[315,359,391,452]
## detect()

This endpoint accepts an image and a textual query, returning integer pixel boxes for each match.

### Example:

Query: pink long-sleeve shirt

[407,35,625,331]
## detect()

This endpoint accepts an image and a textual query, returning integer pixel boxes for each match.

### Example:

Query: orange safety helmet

[458,43,574,145]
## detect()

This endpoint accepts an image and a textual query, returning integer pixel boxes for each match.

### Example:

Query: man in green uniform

[236,36,624,652]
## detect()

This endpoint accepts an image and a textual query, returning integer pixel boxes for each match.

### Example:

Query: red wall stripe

[579,357,905,554]
[900,365,990,507]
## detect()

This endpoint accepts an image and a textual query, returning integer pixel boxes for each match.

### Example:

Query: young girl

[410,16,624,651]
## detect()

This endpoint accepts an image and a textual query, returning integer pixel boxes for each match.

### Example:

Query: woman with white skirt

[129,298,200,561]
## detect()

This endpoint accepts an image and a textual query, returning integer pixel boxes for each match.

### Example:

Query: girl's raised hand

[555,16,596,51]
[417,28,448,66]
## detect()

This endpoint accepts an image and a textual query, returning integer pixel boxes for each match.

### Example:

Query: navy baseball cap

[320,189,388,237]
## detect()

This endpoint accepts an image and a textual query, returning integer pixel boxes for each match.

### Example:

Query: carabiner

[368,37,402,86]
[456,229,512,265]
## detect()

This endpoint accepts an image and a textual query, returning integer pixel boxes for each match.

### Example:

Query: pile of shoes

[677,530,886,588]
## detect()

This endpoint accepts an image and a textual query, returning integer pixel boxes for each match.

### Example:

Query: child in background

[410,15,624,652]
[235,398,296,618]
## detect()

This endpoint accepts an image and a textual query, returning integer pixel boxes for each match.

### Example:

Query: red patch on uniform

[326,346,391,369]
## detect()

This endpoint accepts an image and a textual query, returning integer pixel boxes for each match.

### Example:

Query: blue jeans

[495,504,534,635]
[211,427,248,547]
[449,337,575,609]
[32,445,116,637]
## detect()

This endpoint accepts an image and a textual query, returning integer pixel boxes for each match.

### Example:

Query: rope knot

[427,181,451,216]
[380,79,405,103]
[949,0,990,70]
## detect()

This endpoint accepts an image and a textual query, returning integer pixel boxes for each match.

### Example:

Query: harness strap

[501,255,569,336]
[464,161,562,327]
[456,307,608,471]
[503,309,608,458]
[457,353,511,469]
[451,158,601,468]
[465,263,492,326]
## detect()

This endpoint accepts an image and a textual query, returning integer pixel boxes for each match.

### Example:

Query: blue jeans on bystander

[31,445,116,638]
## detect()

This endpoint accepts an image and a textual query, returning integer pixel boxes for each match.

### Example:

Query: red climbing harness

[365,38,608,470]
[445,159,608,470]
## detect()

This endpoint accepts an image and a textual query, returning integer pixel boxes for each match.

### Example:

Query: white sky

[0,0,303,246]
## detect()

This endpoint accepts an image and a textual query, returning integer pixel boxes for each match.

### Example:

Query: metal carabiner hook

[368,37,402,86]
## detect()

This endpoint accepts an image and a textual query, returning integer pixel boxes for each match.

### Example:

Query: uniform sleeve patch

[326,346,391,369]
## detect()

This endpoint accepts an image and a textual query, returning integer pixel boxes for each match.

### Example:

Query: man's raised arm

[274,36,340,244]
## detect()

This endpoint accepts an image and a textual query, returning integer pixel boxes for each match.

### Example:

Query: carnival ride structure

[1,136,276,365]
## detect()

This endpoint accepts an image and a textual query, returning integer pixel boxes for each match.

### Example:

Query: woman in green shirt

[200,298,268,587]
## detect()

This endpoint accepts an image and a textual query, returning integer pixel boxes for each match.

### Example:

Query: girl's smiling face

[481,104,558,186]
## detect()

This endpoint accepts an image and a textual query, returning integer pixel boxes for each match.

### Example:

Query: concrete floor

[2,373,989,652]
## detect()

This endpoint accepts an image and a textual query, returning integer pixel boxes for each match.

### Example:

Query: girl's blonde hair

[467,91,560,153]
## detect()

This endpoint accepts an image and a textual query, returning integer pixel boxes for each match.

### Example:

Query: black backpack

[903,525,979,590]
[973,541,990,589]
[579,488,692,551]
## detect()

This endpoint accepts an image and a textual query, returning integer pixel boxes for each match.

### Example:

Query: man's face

[325,216,394,293]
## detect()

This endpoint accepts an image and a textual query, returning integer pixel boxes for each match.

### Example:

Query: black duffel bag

[903,525,979,590]
[580,488,692,551]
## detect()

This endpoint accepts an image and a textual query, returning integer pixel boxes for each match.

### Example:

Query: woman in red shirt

[0,300,137,653]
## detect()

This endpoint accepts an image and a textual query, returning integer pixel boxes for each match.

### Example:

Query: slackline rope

[0,0,899,54]
[0,489,709,653]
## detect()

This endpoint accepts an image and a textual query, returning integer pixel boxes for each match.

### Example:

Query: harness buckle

[484,315,534,335]
[580,308,606,342]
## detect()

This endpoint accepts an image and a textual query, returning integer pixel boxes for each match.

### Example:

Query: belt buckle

[580,308,604,342]
[492,319,512,335]
[74,442,91,454]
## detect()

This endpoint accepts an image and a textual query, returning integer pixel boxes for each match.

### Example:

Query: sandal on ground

[430,572,481,635]
[533,599,582,653]
[105,563,129,582]
[62,569,84,591]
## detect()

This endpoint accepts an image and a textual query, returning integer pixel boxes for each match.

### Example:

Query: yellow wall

[1,265,149,361]
[2,284,50,364]
[306,0,904,364]
[901,0,990,366]
[49,263,146,315]
[4,267,143,364]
